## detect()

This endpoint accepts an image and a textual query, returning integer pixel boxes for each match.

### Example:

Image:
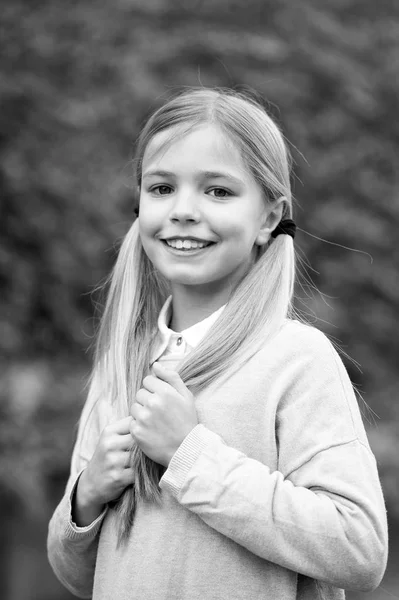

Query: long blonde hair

[92,88,296,543]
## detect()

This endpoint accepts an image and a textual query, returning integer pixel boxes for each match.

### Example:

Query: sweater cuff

[160,424,221,497]
[64,469,108,541]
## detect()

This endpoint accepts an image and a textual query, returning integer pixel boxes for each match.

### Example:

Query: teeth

[166,239,208,250]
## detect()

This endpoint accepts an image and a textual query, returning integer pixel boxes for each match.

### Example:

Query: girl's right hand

[73,416,135,526]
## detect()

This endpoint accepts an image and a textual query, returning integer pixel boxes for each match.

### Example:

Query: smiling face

[139,124,282,300]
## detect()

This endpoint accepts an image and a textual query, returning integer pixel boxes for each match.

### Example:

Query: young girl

[48,88,388,600]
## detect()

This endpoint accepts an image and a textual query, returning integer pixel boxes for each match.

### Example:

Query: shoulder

[272,318,341,366]
[281,317,331,343]
[267,318,360,408]
[240,318,348,382]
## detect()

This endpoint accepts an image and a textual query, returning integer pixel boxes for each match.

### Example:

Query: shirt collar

[152,296,226,362]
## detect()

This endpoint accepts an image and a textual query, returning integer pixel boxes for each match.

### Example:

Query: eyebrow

[142,169,245,186]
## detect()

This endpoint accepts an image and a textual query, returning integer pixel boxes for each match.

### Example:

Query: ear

[255,196,286,246]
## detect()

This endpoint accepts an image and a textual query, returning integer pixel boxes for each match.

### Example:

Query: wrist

[164,426,197,467]
[73,469,105,525]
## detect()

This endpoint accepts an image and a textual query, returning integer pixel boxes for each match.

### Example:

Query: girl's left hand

[130,362,199,467]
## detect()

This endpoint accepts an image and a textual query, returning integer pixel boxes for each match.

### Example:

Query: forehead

[142,124,248,174]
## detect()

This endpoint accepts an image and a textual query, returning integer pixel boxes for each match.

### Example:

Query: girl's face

[139,124,282,298]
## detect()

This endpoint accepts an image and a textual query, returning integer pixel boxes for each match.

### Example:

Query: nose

[169,190,200,223]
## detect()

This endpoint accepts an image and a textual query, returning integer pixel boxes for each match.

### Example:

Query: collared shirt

[150,296,226,370]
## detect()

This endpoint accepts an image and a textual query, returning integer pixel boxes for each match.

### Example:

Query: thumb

[152,362,192,399]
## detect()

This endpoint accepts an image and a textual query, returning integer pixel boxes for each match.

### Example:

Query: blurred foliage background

[1,0,398,598]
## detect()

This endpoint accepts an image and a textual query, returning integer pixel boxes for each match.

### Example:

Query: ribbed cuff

[160,424,219,497]
[64,470,108,540]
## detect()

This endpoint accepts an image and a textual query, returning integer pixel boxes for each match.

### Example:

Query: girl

[48,88,388,600]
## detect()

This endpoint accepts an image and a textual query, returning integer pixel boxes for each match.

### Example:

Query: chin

[161,269,216,287]
[168,275,207,286]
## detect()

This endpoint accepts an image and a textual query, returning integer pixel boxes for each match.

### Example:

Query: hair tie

[271,219,296,239]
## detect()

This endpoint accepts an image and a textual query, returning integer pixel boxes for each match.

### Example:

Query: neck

[169,284,230,331]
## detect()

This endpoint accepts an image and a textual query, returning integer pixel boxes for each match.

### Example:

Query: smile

[163,238,213,250]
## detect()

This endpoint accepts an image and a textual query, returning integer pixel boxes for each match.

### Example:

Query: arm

[48,472,106,599]
[47,372,115,598]
[159,331,388,593]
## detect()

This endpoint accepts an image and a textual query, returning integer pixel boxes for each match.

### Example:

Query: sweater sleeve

[159,329,388,593]
[47,374,111,599]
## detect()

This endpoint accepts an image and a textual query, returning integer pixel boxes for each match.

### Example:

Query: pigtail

[115,449,165,544]
[92,218,169,544]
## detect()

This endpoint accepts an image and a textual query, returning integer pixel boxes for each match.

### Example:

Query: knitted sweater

[47,319,388,600]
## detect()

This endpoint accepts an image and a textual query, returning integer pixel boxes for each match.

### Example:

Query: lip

[161,236,214,244]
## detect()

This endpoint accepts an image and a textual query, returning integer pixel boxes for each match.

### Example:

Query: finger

[122,450,132,469]
[152,362,189,396]
[111,449,132,469]
[141,376,170,398]
[141,375,159,393]
[142,375,177,397]
[109,416,134,435]
[131,402,145,421]
[135,388,152,406]
[121,468,135,486]
[113,433,134,451]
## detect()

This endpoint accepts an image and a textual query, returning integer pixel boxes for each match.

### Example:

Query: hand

[130,363,198,467]
[76,417,135,518]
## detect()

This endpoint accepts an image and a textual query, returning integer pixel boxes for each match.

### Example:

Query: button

[176,336,183,346]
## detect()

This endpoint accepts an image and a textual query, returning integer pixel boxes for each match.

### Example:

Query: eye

[150,185,173,196]
[208,188,232,198]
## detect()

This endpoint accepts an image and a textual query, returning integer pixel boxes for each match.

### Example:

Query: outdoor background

[1,0,398,599]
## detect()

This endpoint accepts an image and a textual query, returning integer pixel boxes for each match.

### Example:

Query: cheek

[138,210,159,240]
[138,222,157,263]
[222,220,259,247]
